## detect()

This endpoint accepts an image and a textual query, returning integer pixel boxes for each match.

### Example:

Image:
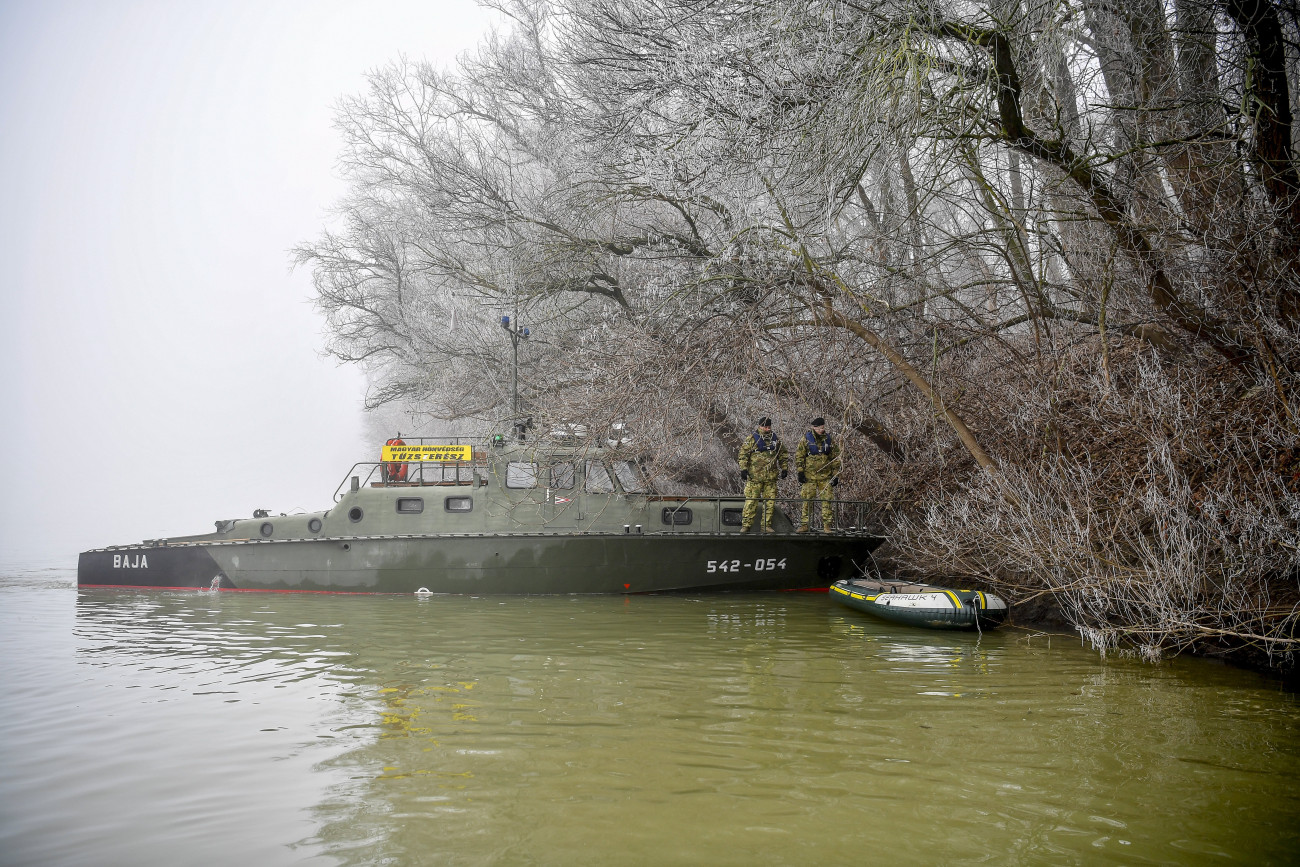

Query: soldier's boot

[762,527,777,534]
[796,525,809,533]
[740,525,752,533]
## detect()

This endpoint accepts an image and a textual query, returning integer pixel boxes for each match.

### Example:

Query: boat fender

[384,437,409,483]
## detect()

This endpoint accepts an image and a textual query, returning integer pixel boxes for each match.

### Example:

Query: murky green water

[1,566,1297,865]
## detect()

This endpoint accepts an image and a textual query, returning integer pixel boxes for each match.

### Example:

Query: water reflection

[43,587,1300,864]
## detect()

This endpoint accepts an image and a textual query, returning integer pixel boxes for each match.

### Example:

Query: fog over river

[0,0,499,563]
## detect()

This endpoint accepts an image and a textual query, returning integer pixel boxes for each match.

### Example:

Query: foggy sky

[0,0,498,566]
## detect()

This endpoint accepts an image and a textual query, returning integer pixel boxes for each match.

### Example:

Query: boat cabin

[190,436,760,544]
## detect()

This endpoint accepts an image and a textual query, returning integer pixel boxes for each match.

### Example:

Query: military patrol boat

[78,436,884,594]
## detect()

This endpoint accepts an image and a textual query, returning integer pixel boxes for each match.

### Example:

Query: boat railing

[335,459,886,534]
[656,497,884,536]
[335,437,606,502]
[334,460,487,502]
[381,436,482,445]
[336,463,378,501]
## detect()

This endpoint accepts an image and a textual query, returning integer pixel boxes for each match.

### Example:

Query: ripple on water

[1,579,1298,865]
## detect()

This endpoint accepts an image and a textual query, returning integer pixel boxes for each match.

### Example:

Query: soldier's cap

[757,417,773,427]
[811,417,826,427]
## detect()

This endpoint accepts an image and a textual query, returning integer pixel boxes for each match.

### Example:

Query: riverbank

[844,344,1299,679]
[872,544,1297,684]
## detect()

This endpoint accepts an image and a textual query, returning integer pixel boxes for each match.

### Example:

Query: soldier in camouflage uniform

[737,417,789,533]
[795,417,841,532]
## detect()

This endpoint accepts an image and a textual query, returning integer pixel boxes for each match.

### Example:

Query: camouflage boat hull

[80,533,882,594]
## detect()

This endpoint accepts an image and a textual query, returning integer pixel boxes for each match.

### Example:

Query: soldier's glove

[831,476,839,487]
[740,469,749,482]
[780,469,788,479]
[797,471,807,484]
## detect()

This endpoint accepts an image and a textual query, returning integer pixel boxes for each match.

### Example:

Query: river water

[1,564,1297,866]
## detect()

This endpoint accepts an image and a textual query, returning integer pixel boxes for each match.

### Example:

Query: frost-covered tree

[300,0,1300,666]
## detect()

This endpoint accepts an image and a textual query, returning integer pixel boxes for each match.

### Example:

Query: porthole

[349,507,364,523]
[260,522,274,537]
[396,497,424,514]
[308,518,322,533]
[721,508,743,526]
[444,496,473,512]
[661,507,692,525]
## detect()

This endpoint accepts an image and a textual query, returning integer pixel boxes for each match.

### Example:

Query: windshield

[506,462,539,489]
[550,462,575,490]
[585,461,614,493]
[612,460,648,493]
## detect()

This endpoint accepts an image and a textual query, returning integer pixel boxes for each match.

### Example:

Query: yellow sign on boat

[382,444,474,462]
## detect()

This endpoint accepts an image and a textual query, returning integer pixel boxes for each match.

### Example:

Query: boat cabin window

[584,461,614,493]
[506,462,539,489]
[408,463,474,484]
[662,507,692,525]
[444,496,473,512]
[396,498,424,514]
[721,508,743,526]
[613,460,648,493]
[550,462,575,489]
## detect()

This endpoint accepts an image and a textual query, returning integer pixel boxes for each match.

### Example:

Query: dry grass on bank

[860,343,1299,672]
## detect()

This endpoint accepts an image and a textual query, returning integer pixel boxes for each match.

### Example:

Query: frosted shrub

[896,351,1300,669]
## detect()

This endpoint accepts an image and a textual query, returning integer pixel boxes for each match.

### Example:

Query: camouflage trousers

[741,478,779,529]
[800,479,834,528]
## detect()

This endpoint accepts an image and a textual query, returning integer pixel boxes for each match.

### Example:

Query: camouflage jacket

[795,431,841,481]
[737,432,788,481]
